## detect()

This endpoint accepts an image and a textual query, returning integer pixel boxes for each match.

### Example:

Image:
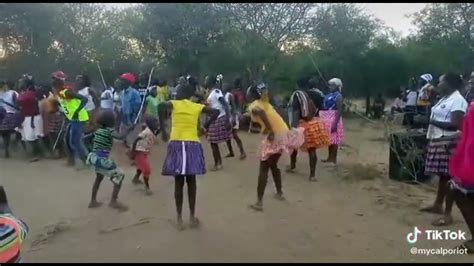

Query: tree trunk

[365,93,371,116]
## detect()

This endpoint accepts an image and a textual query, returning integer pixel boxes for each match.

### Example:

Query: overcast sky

[107,3,427,37]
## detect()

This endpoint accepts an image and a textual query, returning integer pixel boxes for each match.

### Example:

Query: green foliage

[0,3,472,96]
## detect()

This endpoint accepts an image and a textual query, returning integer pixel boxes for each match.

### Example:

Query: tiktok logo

[407,227,422,244]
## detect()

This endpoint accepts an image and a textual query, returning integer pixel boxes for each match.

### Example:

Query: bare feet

[249,202,263,212]
[431,215,454,227]
[419,205,444,215]
[132,178,143,185]
[285,166,296,173]
[109,201,129,212]
[322,159,336,164]
[88,201,103,208]
[274,193,286,201]
[176,218,186,231]
[145,188,153,196]
[210,165,223,172]
[189,217,200,229]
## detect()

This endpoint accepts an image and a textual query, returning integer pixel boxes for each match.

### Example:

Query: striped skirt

[47,112,64,134]
[425,136,459,176]
[0,112,23,132]
[319,110,344,145]
[298,117,330,151]
[207,116,232,144]
[162,141,206,176]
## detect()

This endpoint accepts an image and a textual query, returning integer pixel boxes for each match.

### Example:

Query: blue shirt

[121,87,141,125]
[324,91,342,110]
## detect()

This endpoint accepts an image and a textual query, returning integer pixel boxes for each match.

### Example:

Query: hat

[119,73,136,84]
[420,74,433,83]
[52,71,67,81]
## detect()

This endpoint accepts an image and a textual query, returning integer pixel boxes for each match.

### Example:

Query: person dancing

[246,82,304,211]
[320,78,344,165]
[159,84,219,231]
[286,81,330,181]
[223,82,246,160]
[205,75,232,171]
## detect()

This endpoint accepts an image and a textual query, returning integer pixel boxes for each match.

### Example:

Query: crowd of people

[1,69,474,262]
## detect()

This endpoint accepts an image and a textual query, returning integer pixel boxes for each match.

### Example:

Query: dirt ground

[1,117,472,262]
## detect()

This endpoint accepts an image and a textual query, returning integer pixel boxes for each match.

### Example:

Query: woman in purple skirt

[159,84,219,231]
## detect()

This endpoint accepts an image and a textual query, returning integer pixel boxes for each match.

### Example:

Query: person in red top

[16,74,43,162]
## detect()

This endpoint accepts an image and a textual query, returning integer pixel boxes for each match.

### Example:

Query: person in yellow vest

[51,71,89,169]
[0,186,29,263]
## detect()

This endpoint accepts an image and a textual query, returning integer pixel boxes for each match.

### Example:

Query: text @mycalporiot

[406,227,468,256]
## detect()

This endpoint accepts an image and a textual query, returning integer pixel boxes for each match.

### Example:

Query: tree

[410,3,473,72]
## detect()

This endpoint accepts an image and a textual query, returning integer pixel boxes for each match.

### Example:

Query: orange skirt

[299,117,330,151]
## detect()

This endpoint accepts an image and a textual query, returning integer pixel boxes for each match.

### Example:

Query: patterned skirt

[0,113,23,132]
[207,116,232,144]
[319,110,344,145]
[298,117,330,151]
[425,136,459,176]
[86,151,125,185]
[162,141,206,176]
[48,112,64,134]
[260,128,305,161]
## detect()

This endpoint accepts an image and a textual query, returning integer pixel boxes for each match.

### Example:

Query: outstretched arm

[158,101,173,141]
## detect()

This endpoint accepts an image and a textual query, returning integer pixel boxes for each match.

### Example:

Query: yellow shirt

[170,100,205,142]
[248,100,288,134]
[156,85,169,103]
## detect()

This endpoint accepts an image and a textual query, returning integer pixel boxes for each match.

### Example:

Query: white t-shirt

[392,97,405,109]
[78,87,96,111]
[113,90,122,110]
[427,90,467,139]
[100,89,114,109]
[206,89,226,118]
[405,90,418,106]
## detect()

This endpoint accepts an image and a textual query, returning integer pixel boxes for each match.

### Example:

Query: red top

[17,89,40,117]
[450,102,474,188]
[232,90,245,106]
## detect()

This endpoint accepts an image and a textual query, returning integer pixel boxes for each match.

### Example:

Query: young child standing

[131,117,160,195]
[86,110,131,211]
[159,84,219,231]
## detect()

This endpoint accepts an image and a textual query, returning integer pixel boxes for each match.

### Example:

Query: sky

[359,3,427,37]
[107,3,427,37]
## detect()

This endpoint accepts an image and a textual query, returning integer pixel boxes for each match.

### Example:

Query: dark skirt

[162,141,206,176]
[207,116,232,144]
[0,112,23,132]
[425,136,459,176]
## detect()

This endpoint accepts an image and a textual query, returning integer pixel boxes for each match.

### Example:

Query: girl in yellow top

[247,82,304,212]
[159,84,219,231]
